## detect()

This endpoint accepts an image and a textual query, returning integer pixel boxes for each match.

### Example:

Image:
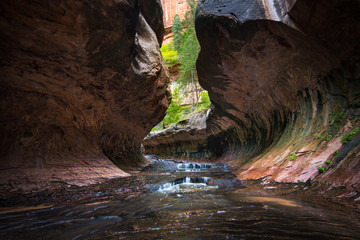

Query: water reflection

[158,176,218,194]
[0,157,359,240]
[245,196,300,207]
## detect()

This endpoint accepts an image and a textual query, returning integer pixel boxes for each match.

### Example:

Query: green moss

[290,152,298,160]
[325,160,331,165]
[323,106,351,143]
[334,112,344,125]
[324,135,332,141]
[328,109,344,127]
[151,125,163,132]
[341,127,359,144]
[316,166,325,173]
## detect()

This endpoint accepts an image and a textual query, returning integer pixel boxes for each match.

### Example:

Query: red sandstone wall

[161,0,189,28]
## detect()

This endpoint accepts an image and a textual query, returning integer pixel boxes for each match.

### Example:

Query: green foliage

[325,160,332,165]
[178,105,192,121]
[182,0,197,28]
[324,107,348,143]
[334,112,344,125]
[172,15,183,51]
[195,91,211,112]
[199,91,211,107]
[151,85,199,131]
[178,28,200,89]
[316,166,325,173]
[163,86,183,126]
[150,0,206,132]
[160,41,179,66]
[324,135,332,141]
[315,134,321,139]
[328,110,344,127]
[290,152,298,160]
[341,127,359,144]
[151,125,163,132]
[174,0,201,96]
[333,151,339,156]
[352,101,360,109]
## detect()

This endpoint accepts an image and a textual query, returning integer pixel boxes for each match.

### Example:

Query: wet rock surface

[0,0,170,192]
[0,156,359,239]
[195,0,360,199]
[0,175,148,208]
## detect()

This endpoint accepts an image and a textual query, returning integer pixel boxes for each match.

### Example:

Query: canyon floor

[1,156,359,239]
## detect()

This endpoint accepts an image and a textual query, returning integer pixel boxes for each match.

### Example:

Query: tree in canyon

[172,14,182,51]
[177,0,201,104]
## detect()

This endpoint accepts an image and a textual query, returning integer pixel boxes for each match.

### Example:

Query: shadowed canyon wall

[0,0,170,192]
[144,0,360,200]
[196,0,360,192]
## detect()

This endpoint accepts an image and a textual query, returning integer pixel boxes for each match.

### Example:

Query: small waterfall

[158,177,216,193]
[177,163,212,170]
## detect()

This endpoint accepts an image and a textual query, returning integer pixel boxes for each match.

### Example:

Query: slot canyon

[0,0,360,239]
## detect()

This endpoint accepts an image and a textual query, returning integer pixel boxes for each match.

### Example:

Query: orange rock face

[161,0,189,28]
[0,0,170,192]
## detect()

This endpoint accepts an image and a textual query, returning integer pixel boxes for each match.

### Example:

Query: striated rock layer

[195,0,360,197]
[0,0,170,192]
[161,0,189,29]
[143,113,208,159]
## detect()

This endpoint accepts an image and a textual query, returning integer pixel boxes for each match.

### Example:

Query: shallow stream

[1,155,360,239]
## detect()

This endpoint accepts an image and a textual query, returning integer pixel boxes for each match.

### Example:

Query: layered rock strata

[143,113,208,159]
[195,0,360,195]
[0,0,170,192]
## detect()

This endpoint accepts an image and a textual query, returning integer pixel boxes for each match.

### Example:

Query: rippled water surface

[1,156,360,239]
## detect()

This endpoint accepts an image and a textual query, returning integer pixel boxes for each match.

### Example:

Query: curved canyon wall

[0,0,170,192]
[194,0,360,194]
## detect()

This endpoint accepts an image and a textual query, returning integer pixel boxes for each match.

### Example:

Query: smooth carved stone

[0,0,170,192]
[195,0,360,190]
[197,0,337,144]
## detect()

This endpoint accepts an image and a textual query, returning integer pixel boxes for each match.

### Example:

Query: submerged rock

[195,0,360,192]
[0,0,170,192]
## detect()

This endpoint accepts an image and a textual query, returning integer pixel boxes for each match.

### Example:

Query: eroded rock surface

[0,0,170,192]
[143,113,208,159]
[195,0,360,198]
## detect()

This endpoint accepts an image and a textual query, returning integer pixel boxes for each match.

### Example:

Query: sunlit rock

[143,113,208,159]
